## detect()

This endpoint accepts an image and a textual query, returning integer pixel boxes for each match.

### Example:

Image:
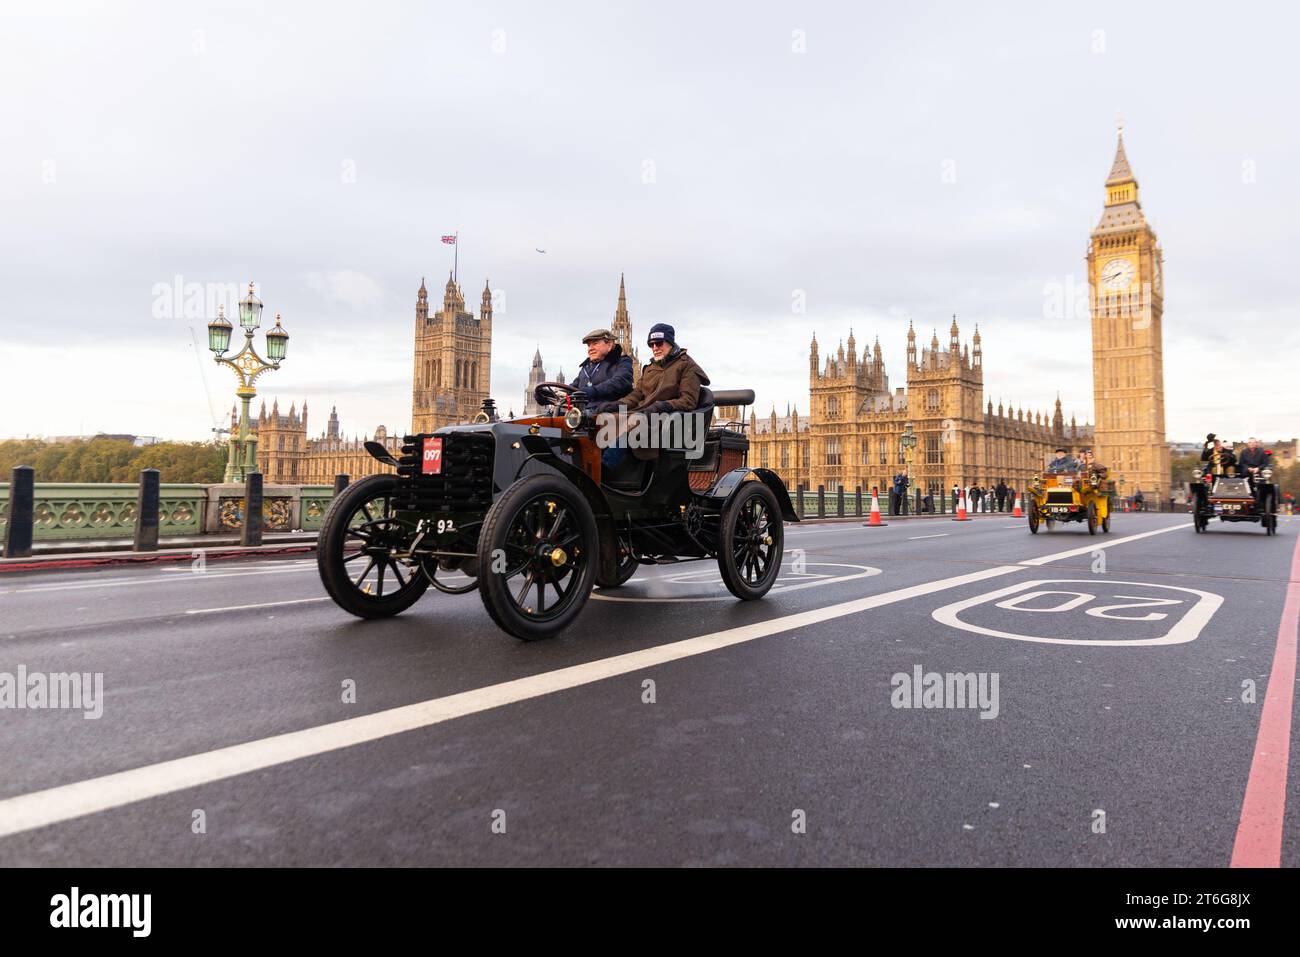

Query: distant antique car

[1189,468,1279,535]
[316,383,797,640]
[1027,464,1112,535]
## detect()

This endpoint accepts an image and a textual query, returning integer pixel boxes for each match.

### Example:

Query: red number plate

[421,437,443,475]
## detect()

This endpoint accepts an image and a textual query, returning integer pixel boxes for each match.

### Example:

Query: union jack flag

[441,235,457,244]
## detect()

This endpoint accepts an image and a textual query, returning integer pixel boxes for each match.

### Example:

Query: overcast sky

[3,1,1298,445]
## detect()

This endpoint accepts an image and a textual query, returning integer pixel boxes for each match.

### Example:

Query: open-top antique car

[316,383,797,640]
[1027,464,1112,535]
[1190,468,1278,535]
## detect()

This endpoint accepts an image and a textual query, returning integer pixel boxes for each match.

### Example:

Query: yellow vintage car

[1027,463,1112,535]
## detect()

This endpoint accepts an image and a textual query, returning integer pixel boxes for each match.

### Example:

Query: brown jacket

[618,348,710,414]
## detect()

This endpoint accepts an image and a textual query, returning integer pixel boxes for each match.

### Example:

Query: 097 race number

[421,437,443,475]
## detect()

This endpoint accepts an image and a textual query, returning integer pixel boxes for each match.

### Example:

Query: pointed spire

[972,323,981,344]
[950,314,959,338]
[1107,122,1134,185]
[907,320,916,341]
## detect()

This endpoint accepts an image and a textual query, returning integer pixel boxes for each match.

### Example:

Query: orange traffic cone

[863,490,888,527]
[1012,494,1023,518]
[952,488,972,521]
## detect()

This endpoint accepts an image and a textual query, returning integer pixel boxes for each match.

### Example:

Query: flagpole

[454,230,459,285]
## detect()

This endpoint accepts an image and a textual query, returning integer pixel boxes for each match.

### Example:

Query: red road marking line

[1231,530,1300,867]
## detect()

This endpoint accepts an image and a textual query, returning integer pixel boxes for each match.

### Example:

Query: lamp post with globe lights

[207,282,290,482]
[899,421,918,514]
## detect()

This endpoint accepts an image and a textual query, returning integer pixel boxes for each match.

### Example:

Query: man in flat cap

[569,327,634,407]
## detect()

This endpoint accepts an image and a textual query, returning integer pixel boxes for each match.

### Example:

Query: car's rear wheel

[1262,492,1277,535]
[594,533,638,589]
[1086,501,1098,535]
[717,482,783,600]
[317,474,429,618]
[1028,501,1040,534]
[1101,506,1111,533]
[477,474,598,640]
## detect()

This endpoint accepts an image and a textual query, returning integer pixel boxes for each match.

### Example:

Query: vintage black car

[316,383,797,640]
[1190,468,1279,535]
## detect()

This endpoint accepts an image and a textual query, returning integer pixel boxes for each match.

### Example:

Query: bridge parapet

[1,476,340,546]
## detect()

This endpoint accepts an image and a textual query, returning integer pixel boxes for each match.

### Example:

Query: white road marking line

[186,597,331,615]
[908,533,949,540]
[1017,525,1180,566]
[0,523,1183,840]
[6,565,317,595]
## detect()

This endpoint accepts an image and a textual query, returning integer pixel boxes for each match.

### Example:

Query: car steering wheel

[533,381,580,408]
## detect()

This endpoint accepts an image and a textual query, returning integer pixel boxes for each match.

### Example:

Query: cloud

[304,270,387,312]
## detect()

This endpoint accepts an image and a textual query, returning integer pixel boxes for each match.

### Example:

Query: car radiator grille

[394,432,495,513]
[1046,490,1075,505]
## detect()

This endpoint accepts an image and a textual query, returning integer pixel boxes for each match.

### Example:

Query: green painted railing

[0,483,204,541]
[300,486,335,531]
[0,482,341,543]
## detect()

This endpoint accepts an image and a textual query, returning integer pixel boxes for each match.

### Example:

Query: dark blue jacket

[570,343,634,403]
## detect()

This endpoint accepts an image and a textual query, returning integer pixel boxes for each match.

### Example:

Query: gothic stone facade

[412,274,493,434]
[254,401,402,486]
[746,320,1093,497]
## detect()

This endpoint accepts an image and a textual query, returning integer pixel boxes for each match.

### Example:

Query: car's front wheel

[717,481,783,600]
[317,474,429,618]
[477,474,599,640]
[1262,491,1277,536]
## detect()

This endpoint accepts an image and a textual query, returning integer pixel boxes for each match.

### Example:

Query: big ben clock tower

[1087,122,1170,504]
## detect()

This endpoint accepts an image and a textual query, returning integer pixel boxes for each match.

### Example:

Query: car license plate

[1051,506,1071,513]
[421,437,443,475]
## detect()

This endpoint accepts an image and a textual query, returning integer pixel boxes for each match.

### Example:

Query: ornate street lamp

[209,282,290,482]
[899,421,918,514]
[207,304,233,354]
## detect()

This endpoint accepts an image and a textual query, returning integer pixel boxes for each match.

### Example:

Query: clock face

[1100,257,1136,291]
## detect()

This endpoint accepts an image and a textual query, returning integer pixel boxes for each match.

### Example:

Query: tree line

[0,438,227,484]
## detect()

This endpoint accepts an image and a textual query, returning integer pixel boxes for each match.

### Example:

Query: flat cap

[581,327,615,343]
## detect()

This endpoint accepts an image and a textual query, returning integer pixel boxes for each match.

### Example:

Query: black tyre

[1028,501,1040,534]
[1262,493,1276,535]
[1086,501,1098,535]
[317,474,429,619]
[717,481,784,600]
[1102,509,1111,533]
[476,474,598,641]
[594,532,638,589]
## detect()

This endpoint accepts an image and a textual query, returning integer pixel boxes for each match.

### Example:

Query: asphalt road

[1,511,1297,866]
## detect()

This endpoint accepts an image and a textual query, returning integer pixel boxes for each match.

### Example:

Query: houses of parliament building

[256,128,1169,502]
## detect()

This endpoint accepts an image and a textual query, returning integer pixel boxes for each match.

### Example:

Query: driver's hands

[572,388,589,401]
